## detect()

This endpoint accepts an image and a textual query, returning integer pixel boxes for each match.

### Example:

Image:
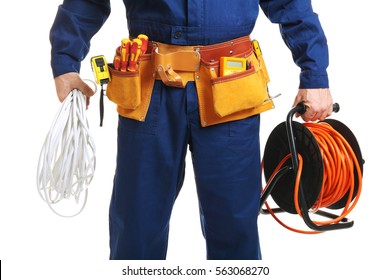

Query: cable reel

[260,103,364,233]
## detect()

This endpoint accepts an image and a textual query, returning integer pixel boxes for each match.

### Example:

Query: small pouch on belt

[211,64,267,117]
[106,46,155,121]
[153,48,200,88]
[107,65,141,110]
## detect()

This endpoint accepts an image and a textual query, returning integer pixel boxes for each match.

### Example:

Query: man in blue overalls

[50,0,334,260]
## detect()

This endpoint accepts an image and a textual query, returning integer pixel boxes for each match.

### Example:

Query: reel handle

[295,102,340,115]
[287,102,340,172]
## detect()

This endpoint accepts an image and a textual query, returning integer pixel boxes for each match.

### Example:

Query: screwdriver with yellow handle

[120,38,131,72]
[137,34,149,54]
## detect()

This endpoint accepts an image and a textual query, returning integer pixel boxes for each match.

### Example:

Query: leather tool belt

[106,36,274,127]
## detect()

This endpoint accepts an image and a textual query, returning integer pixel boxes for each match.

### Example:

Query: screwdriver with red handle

[113,55,121,70]
[137,34,149,55]
[127,38,142,72]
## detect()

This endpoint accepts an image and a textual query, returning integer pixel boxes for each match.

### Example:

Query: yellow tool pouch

[106,36,274,125]
[107,66,141,110]
[211,60,268,117]
[195,51,274,127]
[106,48,155,121]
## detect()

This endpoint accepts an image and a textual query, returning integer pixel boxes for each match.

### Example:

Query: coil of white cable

[37,89,96,217]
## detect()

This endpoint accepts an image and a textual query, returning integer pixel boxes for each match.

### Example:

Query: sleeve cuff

[299,70,329,89]
[51,54,81,78]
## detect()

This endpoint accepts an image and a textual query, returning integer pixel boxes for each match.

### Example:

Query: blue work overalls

[50,0,329,260]
[109,80,262,259]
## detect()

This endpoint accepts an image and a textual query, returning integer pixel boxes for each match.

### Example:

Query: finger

[294,101,309,118]
[303,113,316,122]
[317,103,333,121]
[318,109,331,121]
[302,105,318,122]
[86,96,90,109]
[301,114,311,122]
[79,81,95,98]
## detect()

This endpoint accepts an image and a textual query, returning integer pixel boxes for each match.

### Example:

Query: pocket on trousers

[211,67,268,118]
[106,65,141,110]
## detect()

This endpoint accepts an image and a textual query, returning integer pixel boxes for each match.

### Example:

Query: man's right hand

[54,72,95,106]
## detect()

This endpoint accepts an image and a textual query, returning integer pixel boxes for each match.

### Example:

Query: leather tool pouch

[211,61,268,117]
[107,66,141,110]
[106,47,155,121]
[195,49,274,127]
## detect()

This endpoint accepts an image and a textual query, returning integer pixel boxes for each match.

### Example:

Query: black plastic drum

[263,121,324,214]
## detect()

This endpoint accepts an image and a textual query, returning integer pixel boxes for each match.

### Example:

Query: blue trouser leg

[109,81,261,260]
[109,81,189,260]
[186,84,262,260]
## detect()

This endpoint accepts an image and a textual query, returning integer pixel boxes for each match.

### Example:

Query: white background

[1,1,389,279]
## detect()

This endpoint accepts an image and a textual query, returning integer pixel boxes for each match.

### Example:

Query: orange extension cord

[262,122,363,234]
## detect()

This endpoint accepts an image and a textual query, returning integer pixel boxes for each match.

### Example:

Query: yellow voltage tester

[91,55,111,84]
[219,56,247,76]
[90,55,111,127]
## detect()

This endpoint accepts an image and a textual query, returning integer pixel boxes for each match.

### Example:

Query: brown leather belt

[153,36,253,87]
[107,35,273,127]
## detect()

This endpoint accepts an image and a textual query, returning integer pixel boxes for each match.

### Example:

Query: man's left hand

[292,88,333,122]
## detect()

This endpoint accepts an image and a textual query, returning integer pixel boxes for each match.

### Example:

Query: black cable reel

[260,103,364,232]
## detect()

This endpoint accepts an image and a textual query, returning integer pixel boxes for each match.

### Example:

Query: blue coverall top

[50,0,329,89]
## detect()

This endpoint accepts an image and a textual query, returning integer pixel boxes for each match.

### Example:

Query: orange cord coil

[262,121,363,234]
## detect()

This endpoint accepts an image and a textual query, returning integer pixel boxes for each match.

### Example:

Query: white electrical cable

[37,88,97,217]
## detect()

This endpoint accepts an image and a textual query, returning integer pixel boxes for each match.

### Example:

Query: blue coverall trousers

[109,80,262,260]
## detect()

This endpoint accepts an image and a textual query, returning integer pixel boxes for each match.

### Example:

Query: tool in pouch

[251,39,281,103]
[114,35,149,72]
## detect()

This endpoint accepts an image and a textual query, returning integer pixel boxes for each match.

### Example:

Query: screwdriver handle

[137,34,149,54]
[128,39,142,71]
